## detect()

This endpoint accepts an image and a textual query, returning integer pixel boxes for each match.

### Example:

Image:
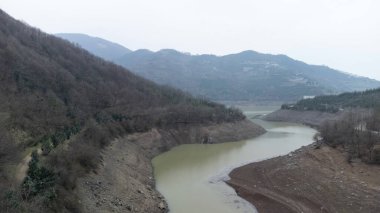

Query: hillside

[283,88,380,112]
[0,10,250,212]
[55,33,131,61]
[56,34,380,102]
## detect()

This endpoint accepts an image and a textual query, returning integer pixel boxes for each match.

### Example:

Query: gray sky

[1,0,379,80]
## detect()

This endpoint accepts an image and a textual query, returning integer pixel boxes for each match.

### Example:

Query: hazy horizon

[1,0,379,80]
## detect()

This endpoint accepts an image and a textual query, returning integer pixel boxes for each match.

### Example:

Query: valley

[0,3,379,213]
[152,107,316,213]
[0,10,258,212]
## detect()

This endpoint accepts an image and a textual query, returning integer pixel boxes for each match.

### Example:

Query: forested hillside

[283,88,380,112]
[0,10,244,212]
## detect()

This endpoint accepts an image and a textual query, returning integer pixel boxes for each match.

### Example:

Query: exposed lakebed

[152,107,316,213]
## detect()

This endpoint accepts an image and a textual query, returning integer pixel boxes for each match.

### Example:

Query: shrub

[22,151,56,200]
[319,112,380,163]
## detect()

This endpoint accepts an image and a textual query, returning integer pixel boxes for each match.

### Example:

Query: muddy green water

[152,108,316,213]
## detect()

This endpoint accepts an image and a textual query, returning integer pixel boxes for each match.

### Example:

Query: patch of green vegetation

[40,124,81,155]
[22,151,56,200]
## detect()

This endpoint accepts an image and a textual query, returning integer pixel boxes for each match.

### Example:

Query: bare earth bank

[227,144,380,213]
[229,109,380,213]
[75,119,266,213]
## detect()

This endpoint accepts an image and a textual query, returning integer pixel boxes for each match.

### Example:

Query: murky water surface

[153,107,316,213]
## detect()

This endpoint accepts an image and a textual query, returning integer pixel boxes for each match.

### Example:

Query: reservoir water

[152,107,316,213]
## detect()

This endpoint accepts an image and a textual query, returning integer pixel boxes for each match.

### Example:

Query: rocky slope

[76,120,266,212]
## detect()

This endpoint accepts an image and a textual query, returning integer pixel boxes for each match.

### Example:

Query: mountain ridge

[55,33,132,61]
[116,48,380,102]
[57,33,380,102]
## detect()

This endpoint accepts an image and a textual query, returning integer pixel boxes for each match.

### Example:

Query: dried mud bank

[228,144,380,213]
[76,119,266,213]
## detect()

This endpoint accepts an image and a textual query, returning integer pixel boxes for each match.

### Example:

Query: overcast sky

[1,0,379,79]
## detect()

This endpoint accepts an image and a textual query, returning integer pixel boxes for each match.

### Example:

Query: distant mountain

[55,33,131,61]
[59,34,380,102]
[116,49,380,102]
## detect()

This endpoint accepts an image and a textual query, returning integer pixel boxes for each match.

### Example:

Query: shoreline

[227,109,380,213]
[227,143,380,213]
[75,119,266,213]
[152,114,316,213]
